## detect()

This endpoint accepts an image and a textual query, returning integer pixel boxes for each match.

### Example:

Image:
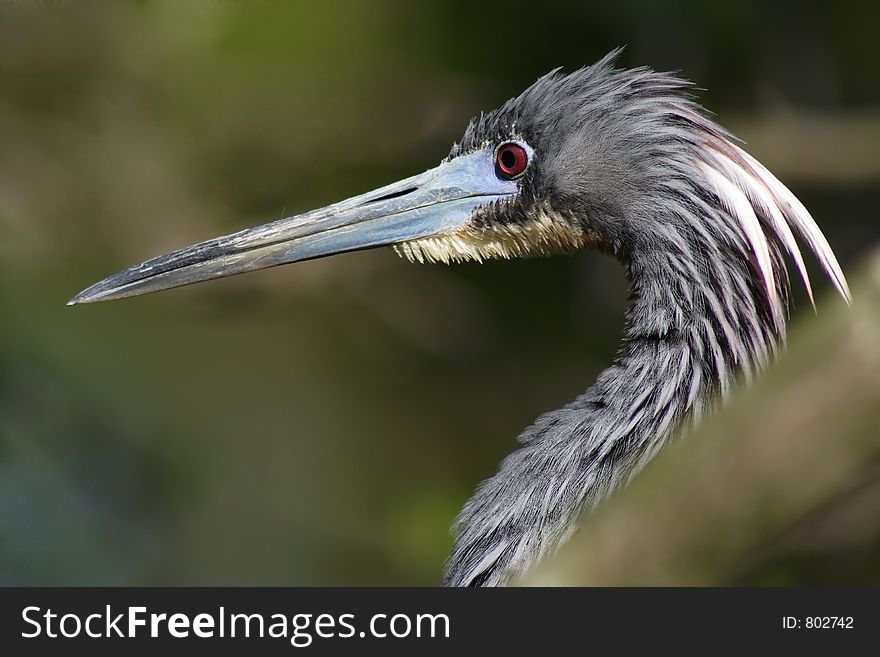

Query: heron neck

[445,248,783,587]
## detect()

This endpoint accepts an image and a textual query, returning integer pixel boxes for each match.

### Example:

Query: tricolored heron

[70,51,850,586]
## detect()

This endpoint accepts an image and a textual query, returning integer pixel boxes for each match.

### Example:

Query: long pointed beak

[69,150,516,305]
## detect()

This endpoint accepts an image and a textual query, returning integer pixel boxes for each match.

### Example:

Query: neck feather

[444,241,781,586]
[444,123,849,587]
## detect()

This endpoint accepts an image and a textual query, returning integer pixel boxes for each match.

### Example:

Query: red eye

[495,142,528,179]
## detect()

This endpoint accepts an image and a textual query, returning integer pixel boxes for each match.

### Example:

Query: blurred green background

[1,1,878,585]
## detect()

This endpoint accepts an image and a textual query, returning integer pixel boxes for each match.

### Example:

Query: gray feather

[444,51,849,587]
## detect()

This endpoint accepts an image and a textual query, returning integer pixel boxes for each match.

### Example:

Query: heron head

[411,49,717,265]
[67,52,631,304]
[68,51,848,307]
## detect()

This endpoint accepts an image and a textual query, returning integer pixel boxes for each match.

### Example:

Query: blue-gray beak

[69,150,517,305]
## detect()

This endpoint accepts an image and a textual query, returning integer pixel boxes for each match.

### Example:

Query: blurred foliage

[0,1,878,585]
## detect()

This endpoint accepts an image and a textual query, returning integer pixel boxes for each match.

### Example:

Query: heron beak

[69,150,516,305]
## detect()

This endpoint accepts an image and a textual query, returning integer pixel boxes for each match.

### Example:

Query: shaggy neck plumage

[443,208,787,588]
[442,56,849,587]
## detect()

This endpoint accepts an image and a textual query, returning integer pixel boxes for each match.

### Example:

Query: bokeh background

[1,1,878,585]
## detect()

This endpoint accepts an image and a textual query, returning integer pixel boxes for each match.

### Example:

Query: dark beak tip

[67,284,107,306]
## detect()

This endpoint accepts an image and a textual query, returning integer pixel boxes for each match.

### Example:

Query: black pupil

[501,148,517,170]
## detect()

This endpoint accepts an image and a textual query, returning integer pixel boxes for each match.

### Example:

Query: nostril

[362,186,419,205]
